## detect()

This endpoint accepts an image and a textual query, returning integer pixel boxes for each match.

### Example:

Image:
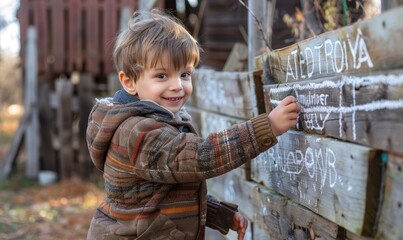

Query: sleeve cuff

[250,113,277,151]
[206,198,238,235]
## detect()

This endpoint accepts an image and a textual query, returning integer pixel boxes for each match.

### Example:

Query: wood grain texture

[85,0,99,75]
[56,79,74,179]
[264,71,403,155]
[252,185,339,240]
[51,0,65,73]
[68,0,83,72]
[251,130,382,236]
[34,0,48,74]
[208,170,340,240]
[189,70,259,119]
[376,153,403,239]
[103,0,118,74]
[255,7,403,84]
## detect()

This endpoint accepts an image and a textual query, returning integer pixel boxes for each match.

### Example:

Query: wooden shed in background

[12,0,258,180]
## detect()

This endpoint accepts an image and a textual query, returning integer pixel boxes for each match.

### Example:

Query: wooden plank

[33,0,48,74]
[189,70,259,118]
[24,27,39,179]
[247,0,275,74]
[346,230,373,240]
[68,0,83,72]
[51,0,65,73]
[120,0,138,10]
[209,170,339,239]
[38,81,57,172]
[376,153,403,239]
[0,109,31,178]
[207,171,256,221]
[223,42,248,72]
[56,78,74,179]
[255,7,403,84]
[251,130,382,236]
[139,0,159,10]
[103,0,118,74]
[253,222,277,240]
[264,71,403,155]
[107,73,121,96]
[251,185,340,239]
[78,74,95,179]
[85,0,100,75]
[382,0,403,11]
[18,0,30,70]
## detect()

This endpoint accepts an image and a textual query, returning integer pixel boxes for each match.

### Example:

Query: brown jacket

[86,91,277,239]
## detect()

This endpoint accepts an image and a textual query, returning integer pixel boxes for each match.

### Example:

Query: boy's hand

[231,212,248,240]
[268,96,300,136]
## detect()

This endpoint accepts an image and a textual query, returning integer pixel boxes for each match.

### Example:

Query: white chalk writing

[261,145,337,192]
[270,73,403,139]
[285,29,374,82]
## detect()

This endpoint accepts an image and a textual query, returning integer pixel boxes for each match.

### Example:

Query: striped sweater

[86,91,277,239]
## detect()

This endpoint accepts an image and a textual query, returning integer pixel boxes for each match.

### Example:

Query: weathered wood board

[189,70,261,119]
[206,173,253,240]
[254,7,403,84]
[376,153,403,239]
[207,171,256,221]
[252,185,339,240]
[207,170,340,240]
[264,71,403,155]
[251,130,382,236]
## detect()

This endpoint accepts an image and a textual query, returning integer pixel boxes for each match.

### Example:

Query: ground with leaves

[0,176,104,240]
[0,93,105,240]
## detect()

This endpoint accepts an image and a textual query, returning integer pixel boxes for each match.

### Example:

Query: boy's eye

[156,74,167,79]
[181,72,191,78]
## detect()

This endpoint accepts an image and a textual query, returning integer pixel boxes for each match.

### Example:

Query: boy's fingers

[289,112,299,120]
[280,96,297,106]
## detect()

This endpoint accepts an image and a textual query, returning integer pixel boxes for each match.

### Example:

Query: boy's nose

[170,77,183,91]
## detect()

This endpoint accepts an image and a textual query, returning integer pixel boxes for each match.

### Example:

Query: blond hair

[113,10,201,81]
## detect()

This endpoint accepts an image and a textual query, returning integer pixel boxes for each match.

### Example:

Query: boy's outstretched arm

[268,96,301,136]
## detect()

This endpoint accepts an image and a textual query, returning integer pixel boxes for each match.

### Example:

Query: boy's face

[125,53,194,114]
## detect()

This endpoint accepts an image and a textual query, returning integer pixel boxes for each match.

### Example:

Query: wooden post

[247,0,276,74]
[107,73,121,96]
[51,0,65,73]
[139,0,160,10]
[85,0,100,75]
[119,7,132,32]
[39,81,57,172]
[382,0,403,11]
[56,78,74,179]
[24,26,39,179]
[300,0,322,39]
[0,110,31,178]
[78,74,95,179]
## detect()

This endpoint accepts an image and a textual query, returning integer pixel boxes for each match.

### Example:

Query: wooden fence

[18,0,139,78]
[188,5,403,240]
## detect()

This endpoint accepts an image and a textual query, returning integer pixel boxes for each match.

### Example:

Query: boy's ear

[119,71,137,95]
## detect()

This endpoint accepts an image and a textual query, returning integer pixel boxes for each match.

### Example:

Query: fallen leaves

[0,176,104,240]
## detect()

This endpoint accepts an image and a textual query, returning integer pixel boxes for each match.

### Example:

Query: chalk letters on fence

[270,74,403,140]
[285,29,374,82]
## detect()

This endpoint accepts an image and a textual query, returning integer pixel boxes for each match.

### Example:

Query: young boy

[86,10,300,240]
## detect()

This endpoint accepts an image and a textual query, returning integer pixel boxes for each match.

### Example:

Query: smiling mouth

[163,97,183,101]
